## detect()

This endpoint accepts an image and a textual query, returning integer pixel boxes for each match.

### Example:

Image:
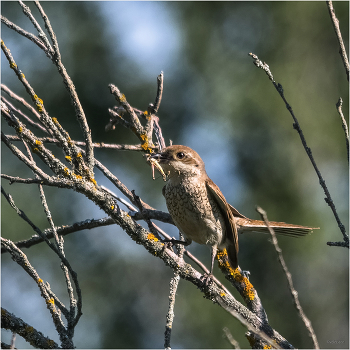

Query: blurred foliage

[1,1,349,349]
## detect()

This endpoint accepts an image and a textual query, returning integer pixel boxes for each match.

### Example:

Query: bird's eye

[176,152,185,159]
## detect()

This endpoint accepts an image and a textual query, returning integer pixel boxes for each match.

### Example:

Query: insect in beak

[146,154,167,181]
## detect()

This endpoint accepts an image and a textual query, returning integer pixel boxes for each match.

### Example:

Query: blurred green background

[1,1,349,348]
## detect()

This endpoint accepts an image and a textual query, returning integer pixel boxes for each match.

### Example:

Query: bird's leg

[200,246,217,286]
[162,238,191,246]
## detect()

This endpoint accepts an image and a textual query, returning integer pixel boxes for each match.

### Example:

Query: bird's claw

[200,272,214,287]
[242,270,250,279]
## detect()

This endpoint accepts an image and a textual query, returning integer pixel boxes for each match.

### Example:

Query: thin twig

[1,96,48,133]
[34,1,95,176]
[1,107,75,181]
[335,97,349,162]
[94,157,154,210]
[249,52,348,248]
[216,297,280,349]
[223,327,240,349]
[257,206,319,349]
[10,332,16,350]
[326,1,349,81]
[0,15,52,58]
[5,134,147,150]
[109,84,144,137]
[1,173,74,189]
[164,232,185,350]
[152,71,164,114]
[37,181,78,335]
[145,72,165,148]
[164,231,182,350]
[164,275,180,350]
[1,84,50,134]
[18,1,54,55]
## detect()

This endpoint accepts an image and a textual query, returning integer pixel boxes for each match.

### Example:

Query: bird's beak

[148,152,168,181]
[150,152,168,163]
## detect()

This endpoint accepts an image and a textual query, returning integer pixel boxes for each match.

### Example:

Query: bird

[150,145,317,275]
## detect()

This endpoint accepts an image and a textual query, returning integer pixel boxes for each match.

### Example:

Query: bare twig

[164,274,180,350]
[10,333,16,350]
[1,96,48,133]
[326,1,349,81]
[164,234,183,349]
[109,84,145,137]
[1,15,52,58]
[101,185,138,212]
[216,297,280,349]
[1,84,50,134]
[223,327,240,349]
[94,157,154,210]
[37,181,79,334]
[257,206,319,349]
[249,52,348,248]
[335,97,349,162]
[151,71,164,115]
[18,1,54,55]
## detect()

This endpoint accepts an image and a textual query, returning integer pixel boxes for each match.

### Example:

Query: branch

[1,238,72,348]
[1,308,59,349]
[257,207,319,349]
[1,217,115,253]
[249,52,349,248]
[1,85,50,134]
[326,1,349,81]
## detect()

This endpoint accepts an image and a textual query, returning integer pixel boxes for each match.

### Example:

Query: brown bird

[151,145,317,274]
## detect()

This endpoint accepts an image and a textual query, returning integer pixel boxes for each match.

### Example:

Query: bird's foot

[200,272,214,287]
[161,239,175,252]
[241,270,250,279]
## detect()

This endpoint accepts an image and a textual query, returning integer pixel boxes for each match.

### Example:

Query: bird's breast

[164,180,225,246]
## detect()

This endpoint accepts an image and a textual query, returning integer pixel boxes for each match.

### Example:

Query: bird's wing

[205,178,239,268]
[228,203,247,219]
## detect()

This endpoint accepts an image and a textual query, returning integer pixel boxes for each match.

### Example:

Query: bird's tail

[236,218,318,237]
[225,241,239,269]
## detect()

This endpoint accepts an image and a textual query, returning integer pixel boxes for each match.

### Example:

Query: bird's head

[150,145,206,180]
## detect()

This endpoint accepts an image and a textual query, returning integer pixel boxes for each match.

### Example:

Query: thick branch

[1,307,59,349]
